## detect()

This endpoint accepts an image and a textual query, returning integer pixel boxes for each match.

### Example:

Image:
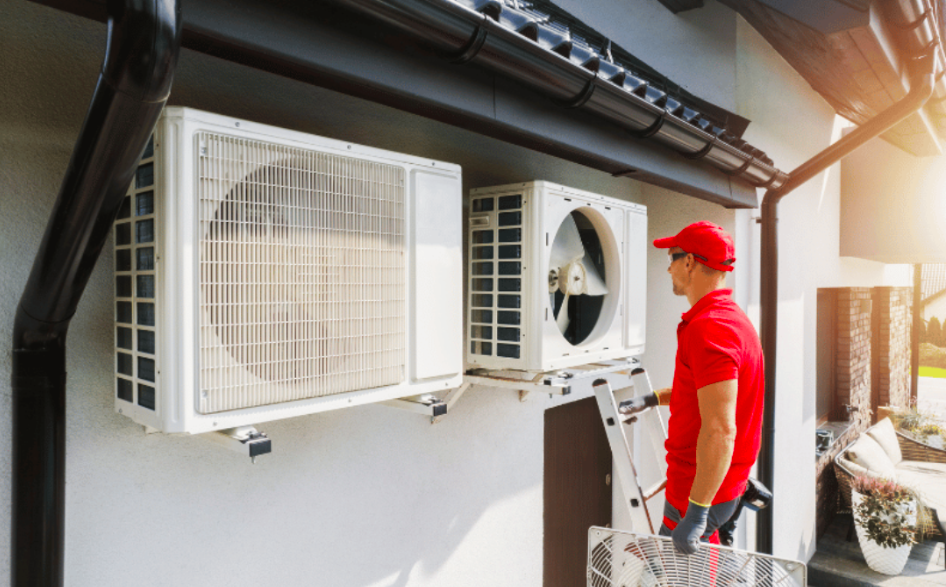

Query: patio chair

[833,418,946,545]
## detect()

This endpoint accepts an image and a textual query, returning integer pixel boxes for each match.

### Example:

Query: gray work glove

[672,502,709,555]
[618,391,659,416]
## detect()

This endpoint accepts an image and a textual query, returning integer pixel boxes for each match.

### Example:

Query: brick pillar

[816,287,872,538]
[872,287,913,417]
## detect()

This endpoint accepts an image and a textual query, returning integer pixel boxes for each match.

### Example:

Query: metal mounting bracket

[462,356,642,401]
[384,357,642,423]
[380,393,448,421]
[205,426,271,463]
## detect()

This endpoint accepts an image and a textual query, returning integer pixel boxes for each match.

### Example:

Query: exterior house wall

[0,0,915,584]
[0,2,740,585]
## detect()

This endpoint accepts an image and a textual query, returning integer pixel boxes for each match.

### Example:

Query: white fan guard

[587,527,807,587]
[196,132,406,413]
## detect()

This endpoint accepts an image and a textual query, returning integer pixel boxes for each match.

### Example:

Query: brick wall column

[815,287,872,538]
[837,288,872,422]
[871,286,912,414]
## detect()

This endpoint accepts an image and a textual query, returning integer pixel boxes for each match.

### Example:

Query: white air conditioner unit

[466,181,646,372]
[113,107,463,434]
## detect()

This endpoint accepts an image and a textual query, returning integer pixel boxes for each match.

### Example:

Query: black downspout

[10,0,181,584]
[756,51,936,555]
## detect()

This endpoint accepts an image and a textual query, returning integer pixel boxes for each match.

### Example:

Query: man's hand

[618,391,658,416]
[672,502,709,555]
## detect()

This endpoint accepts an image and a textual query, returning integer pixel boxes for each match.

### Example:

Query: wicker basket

[834,430,946,542]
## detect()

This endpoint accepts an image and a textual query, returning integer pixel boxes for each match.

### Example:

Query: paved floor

[809,514,946,586]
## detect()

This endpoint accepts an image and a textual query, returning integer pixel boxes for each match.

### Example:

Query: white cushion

[894,461,946,520]
[867,418,903,465]
[846,434,898,479]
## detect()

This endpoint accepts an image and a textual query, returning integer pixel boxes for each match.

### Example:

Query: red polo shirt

[664,289,764,513]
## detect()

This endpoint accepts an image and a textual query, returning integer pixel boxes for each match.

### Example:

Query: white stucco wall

[553,0,738,111]
[1,0,915,584]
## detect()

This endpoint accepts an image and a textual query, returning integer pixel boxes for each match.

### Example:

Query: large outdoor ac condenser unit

[113,107,463,434]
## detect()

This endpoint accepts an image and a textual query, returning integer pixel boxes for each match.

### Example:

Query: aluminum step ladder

[592,371,668,534]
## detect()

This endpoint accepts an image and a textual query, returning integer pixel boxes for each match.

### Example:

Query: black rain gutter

[756,0,939,555]
[10,0,181,583]
[331,0,789,192]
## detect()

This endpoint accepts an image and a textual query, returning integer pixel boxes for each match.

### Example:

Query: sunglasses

[668,251,708,266]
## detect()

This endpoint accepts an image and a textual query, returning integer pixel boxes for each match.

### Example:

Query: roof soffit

[720,0,944,157]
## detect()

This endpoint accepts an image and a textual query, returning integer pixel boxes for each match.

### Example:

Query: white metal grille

[588,528,806,587]
[197,132,406,413]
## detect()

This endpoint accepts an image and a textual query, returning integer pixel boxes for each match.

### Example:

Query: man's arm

[655,387,672,405]
[690,379,738,505]
[670,379,738,554]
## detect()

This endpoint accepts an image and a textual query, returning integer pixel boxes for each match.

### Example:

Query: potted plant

[851,476,917,575]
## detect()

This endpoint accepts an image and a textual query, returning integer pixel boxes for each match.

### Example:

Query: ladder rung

[643,479,667,501]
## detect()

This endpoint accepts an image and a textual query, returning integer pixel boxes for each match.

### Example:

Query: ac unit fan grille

[114,136,158,412]
[197,133,406,413]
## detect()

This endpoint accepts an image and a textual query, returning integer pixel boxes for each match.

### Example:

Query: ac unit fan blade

[549,214,586,271]
[556,291,571,333]
[580,252,608,296]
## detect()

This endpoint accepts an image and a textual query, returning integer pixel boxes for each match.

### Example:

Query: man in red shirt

[621,221,764,554]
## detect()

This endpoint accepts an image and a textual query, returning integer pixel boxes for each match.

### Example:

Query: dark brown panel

[656,0,704,14]
[544,397,612,587]
[816,288,838,422]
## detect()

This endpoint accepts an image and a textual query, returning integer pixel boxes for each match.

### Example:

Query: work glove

[672,501,709,555]
[618,391,659,416]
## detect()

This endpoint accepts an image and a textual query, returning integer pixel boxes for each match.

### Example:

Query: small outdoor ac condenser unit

[466,181,646,372]
[113,107,463,434]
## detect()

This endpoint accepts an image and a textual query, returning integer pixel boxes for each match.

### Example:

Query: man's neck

[686,282,727,307]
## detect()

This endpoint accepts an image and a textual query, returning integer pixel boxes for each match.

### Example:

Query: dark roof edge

[26,0,786,195]
[332,0,788,191]
[521,0,752,138]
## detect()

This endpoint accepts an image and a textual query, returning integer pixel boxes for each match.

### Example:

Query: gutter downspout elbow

[11,0,181,584]
[755,46,936,556]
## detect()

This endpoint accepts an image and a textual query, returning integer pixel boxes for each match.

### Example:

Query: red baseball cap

[653,221,736,272]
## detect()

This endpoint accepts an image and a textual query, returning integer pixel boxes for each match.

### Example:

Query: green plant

[917,422,945,440]
[851,476,917,549]
[888,402,940,434]
[919,342,946,369]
